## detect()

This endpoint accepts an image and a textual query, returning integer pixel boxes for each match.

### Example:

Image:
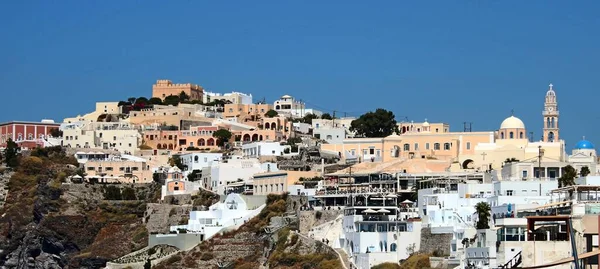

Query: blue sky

[1,1,599,149]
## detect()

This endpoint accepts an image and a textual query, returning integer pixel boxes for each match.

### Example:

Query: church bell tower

[543,83,559,142]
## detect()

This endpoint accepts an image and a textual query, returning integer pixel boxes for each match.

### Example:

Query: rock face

[298,209,342,234]
[0,151,160,269]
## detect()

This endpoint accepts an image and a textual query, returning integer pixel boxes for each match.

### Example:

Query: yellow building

[253,170,320,195]
[63,102,121,123]
[321,84,566,173]
[83,154,153,183]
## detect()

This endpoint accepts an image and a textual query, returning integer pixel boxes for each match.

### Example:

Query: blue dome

[575,140,595,149]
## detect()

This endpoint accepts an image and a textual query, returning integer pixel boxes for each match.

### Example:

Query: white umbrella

[363,208,377,213]
[386,194,398,198]
[377,208,390,213]
[72,175,82,179]
[401,199,414,204]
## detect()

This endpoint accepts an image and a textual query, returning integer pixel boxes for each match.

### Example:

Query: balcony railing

[315,188,397,196]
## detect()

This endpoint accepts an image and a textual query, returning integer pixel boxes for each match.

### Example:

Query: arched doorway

[548,132,555,142]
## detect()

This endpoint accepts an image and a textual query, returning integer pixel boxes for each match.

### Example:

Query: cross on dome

[549,83,553,90]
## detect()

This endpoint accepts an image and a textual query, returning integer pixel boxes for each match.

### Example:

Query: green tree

[179,91,190,102]
[213,129,233,146]
[103,185,122,200]
[350,108,399,137]
[148,97,163,105]
[127,97,137,104]
[188,169,202,182]
[265,109,278,118]
[49,128,63,138]
[321,113,333,120]
[475,202,491,229]
[163,95,180,106]
[3,138,20,167]
[121,187,137,200]
[558,165,577,187]
[135,97,149,105]
[169,155,186,170]
[581,166,591,177]
[302,113,318,124]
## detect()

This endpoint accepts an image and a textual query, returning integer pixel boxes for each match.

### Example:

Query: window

[434,143,440,150]
[425,143,430,150]
[506,190,513,196]
[501,132,504,139]
[194,156,199,163]
[414,143,419,150]
[87,167,95,171]
[435,128,439,133]
[363,149,367,155]
[403,144,410,151]
[509,132,514,139]
[466,142,471,150]
[351,149,356,155]
[376,149,380,156]
[519,132,524,139]
[369,148,374,154]
[522,170,528,178]
[444,143,450,150]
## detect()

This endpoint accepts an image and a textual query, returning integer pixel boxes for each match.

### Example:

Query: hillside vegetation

[0,146,161,268]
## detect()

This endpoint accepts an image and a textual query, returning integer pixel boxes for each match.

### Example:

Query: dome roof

[422,119,430,127]
[500,116,525,129]
[281,94,292,99]
[576,140,595,150]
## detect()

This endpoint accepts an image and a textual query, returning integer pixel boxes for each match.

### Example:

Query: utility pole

[348,166,353,206]
[538,146,543,179]
[332,110,336,127]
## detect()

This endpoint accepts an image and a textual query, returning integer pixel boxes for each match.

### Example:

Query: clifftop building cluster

[4,80,600,269]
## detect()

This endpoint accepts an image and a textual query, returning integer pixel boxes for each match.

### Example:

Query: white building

[241,141,291,158]
[203,91,253,105]
[178,152,223,177]
[568,138,598,175]
[62,121,140,154]
[292,122,311,134]
[206,156,279,194]
[158,194,266,250]
[337,197,422,269]
[273,95,323,118]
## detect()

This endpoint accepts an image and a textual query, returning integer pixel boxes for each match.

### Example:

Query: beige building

[223,103,272,120]
[253,170,320,195]
[397,120,449,134]
[152,79,203,101]
[62,122,140,154]
[63,102,121,123]
[321,85,567,174]
[83,154,152,183]
[128,104,212,128]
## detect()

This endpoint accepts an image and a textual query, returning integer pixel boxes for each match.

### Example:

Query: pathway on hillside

[334,248,351,269]
[296,233,349,269]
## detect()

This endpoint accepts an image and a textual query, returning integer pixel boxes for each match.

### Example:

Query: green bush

[103,185,122,200]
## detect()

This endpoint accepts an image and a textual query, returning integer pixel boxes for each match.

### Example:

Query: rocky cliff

[0,147,161,269]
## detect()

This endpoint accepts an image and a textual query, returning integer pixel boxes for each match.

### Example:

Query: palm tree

[558,165,577,188]
[475,202,491,229]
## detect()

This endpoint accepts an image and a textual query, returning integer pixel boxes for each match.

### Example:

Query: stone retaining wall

[419,228,452,256]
